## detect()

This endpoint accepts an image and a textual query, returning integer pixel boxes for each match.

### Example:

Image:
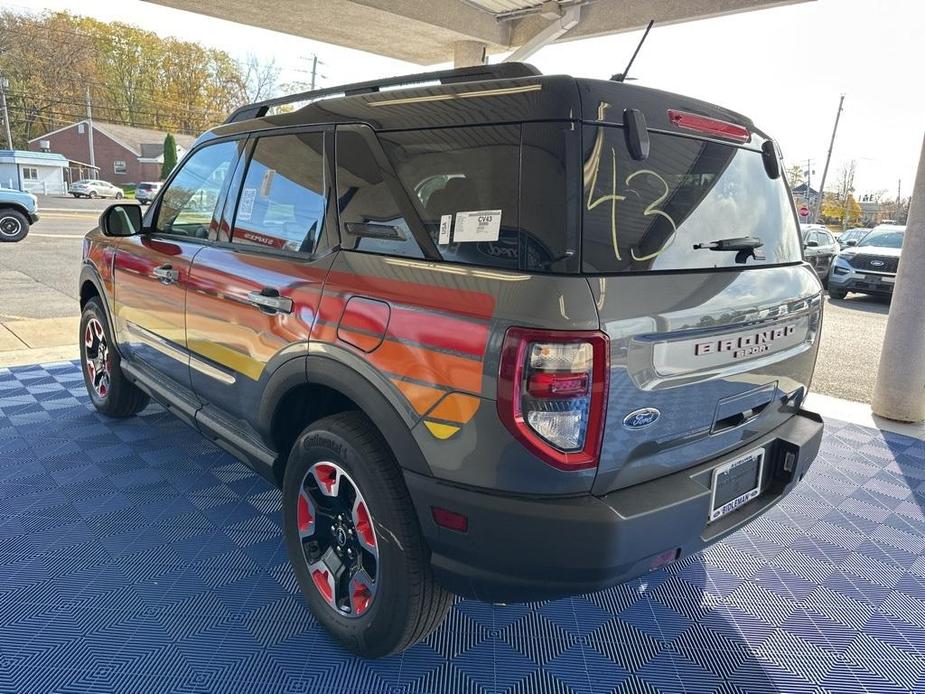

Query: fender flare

[256,351,433,478]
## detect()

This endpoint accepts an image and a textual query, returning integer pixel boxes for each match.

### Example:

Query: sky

[8,0,924,198]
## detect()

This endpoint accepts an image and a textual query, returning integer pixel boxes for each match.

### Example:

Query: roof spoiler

[224,62,542,124]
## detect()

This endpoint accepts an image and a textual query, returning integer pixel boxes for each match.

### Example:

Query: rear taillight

[667,109,750,143]
[498,328,609,471]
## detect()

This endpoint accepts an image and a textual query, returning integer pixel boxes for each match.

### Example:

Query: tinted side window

[380,123,578,273]
[232,133,326,254]
[155,140,238,238]
[335,128,424,259]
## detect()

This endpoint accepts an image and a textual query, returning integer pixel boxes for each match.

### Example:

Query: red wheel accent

[354,501,375,549]
[351,583,372,616]
[297,492,314,534]
[313,463,338,495]
[84,325,94,348]
[312,568,334,603]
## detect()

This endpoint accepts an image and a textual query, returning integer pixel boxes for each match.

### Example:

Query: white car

[135,181,162,205]
[68,179,125,199]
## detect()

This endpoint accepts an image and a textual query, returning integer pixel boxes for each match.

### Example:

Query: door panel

[112,236,201,389]
[186,247,333,422]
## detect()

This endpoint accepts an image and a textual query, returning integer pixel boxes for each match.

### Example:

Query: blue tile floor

[1,361,924,693]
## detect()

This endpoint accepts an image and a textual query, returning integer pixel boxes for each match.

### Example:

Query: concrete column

[453,40,487,68]
[871,134,925,422]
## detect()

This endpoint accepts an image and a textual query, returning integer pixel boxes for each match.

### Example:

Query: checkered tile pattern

[1,361,924,694]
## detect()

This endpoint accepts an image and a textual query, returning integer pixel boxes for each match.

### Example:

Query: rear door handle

[153,265,180,284]
[247,289,293,315]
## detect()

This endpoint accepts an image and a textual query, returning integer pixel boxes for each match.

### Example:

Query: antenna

[611,20,654,82]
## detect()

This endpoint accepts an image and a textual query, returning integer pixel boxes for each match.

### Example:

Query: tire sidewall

[283,422,420,656]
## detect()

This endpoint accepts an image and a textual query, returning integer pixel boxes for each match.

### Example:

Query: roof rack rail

[224,62,541,124]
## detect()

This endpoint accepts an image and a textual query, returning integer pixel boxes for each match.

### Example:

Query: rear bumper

[406,409,823,602]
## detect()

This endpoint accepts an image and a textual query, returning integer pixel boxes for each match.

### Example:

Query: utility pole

[85,87,95,170]
[0,77,12,150]
[813,93,845,224]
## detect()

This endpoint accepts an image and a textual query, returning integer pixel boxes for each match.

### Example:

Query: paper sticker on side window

[438,214,452,244]
[453,210,501,243]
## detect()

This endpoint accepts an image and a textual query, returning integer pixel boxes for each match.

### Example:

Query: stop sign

[799,205,810,218]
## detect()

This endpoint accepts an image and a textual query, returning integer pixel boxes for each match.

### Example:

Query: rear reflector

[667,109,750,143]
[649,548,680,571]
[432,506,468,532]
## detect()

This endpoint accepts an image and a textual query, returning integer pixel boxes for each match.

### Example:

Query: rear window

[581,125,801,273]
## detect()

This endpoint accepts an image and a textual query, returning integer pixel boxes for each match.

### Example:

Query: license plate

[709,448,765,522]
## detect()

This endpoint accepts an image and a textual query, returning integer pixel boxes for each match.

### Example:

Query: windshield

[582,126,801,273]
[859,230,904,248]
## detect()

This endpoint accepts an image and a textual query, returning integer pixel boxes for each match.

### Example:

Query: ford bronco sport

[79,63,824,657]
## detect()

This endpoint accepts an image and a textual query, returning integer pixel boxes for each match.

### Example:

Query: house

[790,183,820,207]
[27,120,196,185]
[0,150,68,195]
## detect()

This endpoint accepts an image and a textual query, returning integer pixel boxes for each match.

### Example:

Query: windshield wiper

[693,236,764,264]
[693,237,764,252]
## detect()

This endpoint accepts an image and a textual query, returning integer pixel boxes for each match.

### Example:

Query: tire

[79,298,149,418]
[0,209,29,242]
[115,192,124,199]
[283,411,452,657]
[88,191,98,199]
[71,193,80,198]
[828,287,847,300]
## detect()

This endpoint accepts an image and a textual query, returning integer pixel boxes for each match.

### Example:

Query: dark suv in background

[79,63,824,657]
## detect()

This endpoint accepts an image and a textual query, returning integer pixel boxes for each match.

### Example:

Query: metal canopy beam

[142,0,812,65]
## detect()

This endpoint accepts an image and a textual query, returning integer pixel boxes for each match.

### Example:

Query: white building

[0,150,68,195]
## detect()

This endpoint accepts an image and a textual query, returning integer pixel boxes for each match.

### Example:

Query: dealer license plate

[709,448,765,522]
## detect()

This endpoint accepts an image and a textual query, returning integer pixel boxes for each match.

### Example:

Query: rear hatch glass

[582,126,802,273]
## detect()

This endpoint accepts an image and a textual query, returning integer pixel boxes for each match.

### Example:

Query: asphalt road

[0,196,124,321]
[0,196,892,403]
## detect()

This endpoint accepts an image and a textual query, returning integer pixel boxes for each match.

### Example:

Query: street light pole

[871,133,925,422]
[813,93,845,223]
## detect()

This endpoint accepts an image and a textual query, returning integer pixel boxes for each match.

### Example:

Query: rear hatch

[578,87,823,494]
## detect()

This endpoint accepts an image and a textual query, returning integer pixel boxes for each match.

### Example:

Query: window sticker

[260,169,276,198]
[453,210,501,243]
[238,187,256,221]
[438,214,452,244]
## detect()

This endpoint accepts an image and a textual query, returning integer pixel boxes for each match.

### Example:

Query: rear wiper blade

[693,236,764,252]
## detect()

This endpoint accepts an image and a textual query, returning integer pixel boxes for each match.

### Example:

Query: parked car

[69,179,124,199]
[0,187,39,242]
[837,227,869,249]
[828,224,905,300]
[799,223,839,285]
[78,63,824,657]
[135,181,162,205]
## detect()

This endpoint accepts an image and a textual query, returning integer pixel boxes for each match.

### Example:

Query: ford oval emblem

[623,408,661,430]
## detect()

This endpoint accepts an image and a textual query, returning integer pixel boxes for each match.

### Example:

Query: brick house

[27,120,195,185]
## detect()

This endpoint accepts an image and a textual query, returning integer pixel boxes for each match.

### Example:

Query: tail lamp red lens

[497,328,610,471]
[667,109,750,143]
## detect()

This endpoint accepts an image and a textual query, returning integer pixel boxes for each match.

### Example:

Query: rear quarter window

[582,125,802,273]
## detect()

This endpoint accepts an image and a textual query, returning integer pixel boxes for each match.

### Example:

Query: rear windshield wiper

[693,237,764,252]
[693,236,764,264]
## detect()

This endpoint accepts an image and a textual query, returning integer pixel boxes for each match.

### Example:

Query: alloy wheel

[84,317,112,399]
[297,461,379,618]
[0,215,23,238]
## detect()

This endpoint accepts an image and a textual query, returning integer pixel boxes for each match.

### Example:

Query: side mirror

[805,240,819,248]
[99,203,143,237]
[846,239,857,247]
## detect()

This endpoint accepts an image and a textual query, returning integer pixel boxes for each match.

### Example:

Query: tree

[236,54,280,103]
[785,164,805,188]
[161,133,177,180]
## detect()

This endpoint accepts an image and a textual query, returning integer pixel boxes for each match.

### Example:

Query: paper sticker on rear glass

[453,210,501,243]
